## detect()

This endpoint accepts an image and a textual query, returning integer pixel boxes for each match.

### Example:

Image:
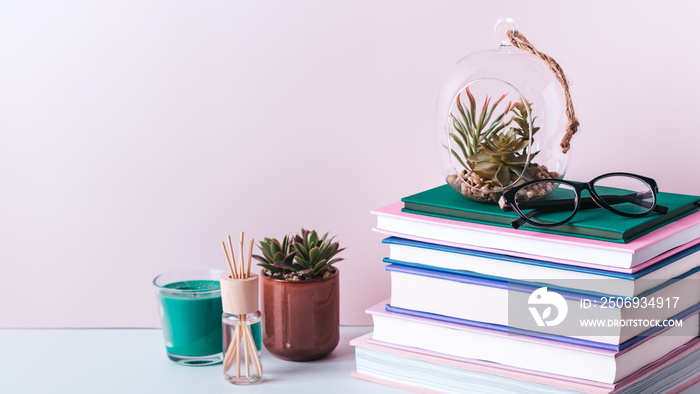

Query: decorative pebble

[447,164,560,204]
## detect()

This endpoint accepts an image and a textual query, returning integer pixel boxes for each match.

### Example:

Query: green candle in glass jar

[154,270,224,366]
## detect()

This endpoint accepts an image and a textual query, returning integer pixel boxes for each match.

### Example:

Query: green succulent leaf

[312,259,328,274]
[495,166,510,187]
[465,88,477,128]
[451,116,471,148]
[445,87,539,187]
[295,255,311,269]
[502,154,528,165]
[294,242,308,257]
[307,246,320,263]
[258,263,284,274]
[455,94,474,134]
[483,118,510,139]
[476,95,491,132]
[450,132,469,159]
[472,161,499,172]
[450,149,469,170]
[251,254,267,264]
[273,260,296,270]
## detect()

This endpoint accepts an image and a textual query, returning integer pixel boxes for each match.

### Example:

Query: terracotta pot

[261,268,340,361]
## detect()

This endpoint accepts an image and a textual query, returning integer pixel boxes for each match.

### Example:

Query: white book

[368,301,700,384]
[388,264,700,346]
[384,236,700,297]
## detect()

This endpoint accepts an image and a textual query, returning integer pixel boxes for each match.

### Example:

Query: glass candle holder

[220,273,263,384]
[153,269,224,366]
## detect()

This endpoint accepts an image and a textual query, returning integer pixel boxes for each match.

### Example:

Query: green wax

[251,321,262,351]
[158,280,223,357]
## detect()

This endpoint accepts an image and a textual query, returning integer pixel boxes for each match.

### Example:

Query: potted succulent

[445,86,559,203]
[252,228,345,361]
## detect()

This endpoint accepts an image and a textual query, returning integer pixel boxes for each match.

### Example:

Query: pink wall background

[1,1,699,328]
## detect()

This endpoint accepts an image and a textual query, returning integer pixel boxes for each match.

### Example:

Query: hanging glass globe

[437,18,576,203]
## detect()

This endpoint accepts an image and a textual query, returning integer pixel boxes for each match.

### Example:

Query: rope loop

[506,30,578,153]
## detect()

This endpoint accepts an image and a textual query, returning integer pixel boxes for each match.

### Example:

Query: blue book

[385,263,700,346]
[382,236,700,297]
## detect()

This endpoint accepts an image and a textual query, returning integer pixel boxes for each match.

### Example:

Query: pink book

[372,201,700,271]
[351,332,700,394]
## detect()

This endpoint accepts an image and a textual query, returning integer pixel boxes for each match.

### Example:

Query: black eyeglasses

[498,172,669,229]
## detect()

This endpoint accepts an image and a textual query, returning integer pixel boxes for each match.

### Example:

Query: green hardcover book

[401,184,700,243]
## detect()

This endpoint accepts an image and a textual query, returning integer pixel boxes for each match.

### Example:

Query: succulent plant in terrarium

[253,229,345,280]
[445,86,557,203]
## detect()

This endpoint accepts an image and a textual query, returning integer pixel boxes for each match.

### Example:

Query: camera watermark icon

[528,287,568,327]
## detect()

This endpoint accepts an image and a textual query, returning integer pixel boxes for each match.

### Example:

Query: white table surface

[0,326,402,394]
[1,326,698,394]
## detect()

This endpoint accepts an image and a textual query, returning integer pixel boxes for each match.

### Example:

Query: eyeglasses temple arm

[516,192,666,213]
[508,198,576,211]
[510,210,539,230]
[596,192,668,214]
[654,205,669,214]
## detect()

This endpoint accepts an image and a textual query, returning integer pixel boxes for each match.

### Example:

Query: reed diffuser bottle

[220,234,263,384]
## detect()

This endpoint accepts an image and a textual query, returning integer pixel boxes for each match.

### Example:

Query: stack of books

[353,184,700,393]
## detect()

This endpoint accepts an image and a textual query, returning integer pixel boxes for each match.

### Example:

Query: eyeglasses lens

[514,180,577,225]
[591,175,655,215]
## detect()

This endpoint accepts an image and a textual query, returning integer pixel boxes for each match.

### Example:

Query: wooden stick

[243,317,250,377]
[224,344,238,373]
[236,320,242,378]
[224,341,237,372]
[239,232,245,279]
[243,325,262,376]
[246,238,254,278]
[227,235,239,279]
[221,241,236,279]
[223,324,240,371]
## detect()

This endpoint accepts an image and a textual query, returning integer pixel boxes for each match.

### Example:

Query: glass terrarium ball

[437,18,571,204]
